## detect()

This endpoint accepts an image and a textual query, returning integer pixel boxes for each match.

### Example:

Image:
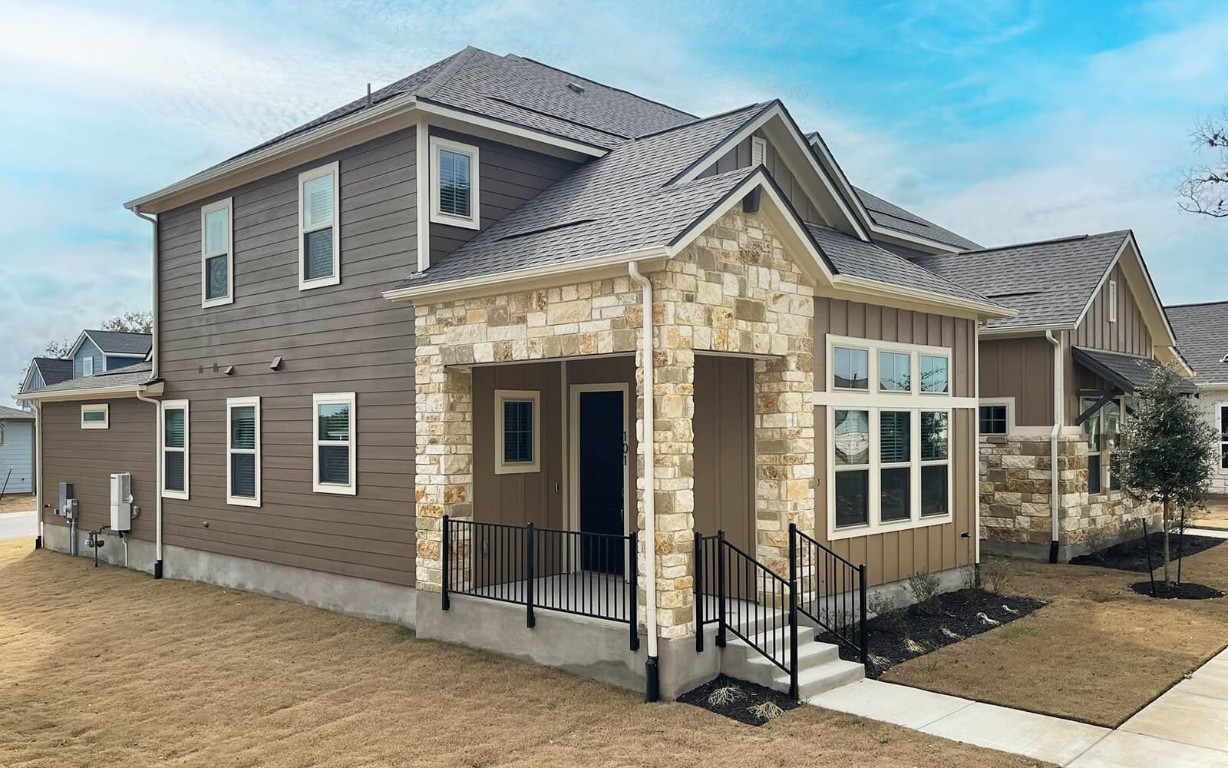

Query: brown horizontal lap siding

[813,297,976,585]
[427,127,581,266]
[40,399,158,541]
[156,128,418,587]
[980,336,1055,427]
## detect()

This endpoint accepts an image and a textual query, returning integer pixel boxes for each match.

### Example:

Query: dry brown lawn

[0,538,1048,768]
[0,493,36,513]
[883,540,1228,727]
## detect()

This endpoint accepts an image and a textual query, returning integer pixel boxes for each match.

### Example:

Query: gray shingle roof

[912,231,1130,330]
[1072,347,1198,395]
[805,225,997,306]
[230,47,695,167]
[85,331,152,356]
[31,357,73,387]
[398,104,770,290]
[27,363,154,396]
[1166,302,1228,386]
[853,187,981,251]
[0,405,34,420]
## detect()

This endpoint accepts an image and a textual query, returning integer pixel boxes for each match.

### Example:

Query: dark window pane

[1109,454,1121,491]
[833,347,869,389]
[230,406,255,450]
[165,452,185,492]
[921,412,948,461]
[164,409,185,449]
[318,445,350,485]
[205,254,228,300]
[438,149,472,217]
[833,410,869,465]
[303,228,334,280]
[835,470,869,527]
[317,404,350,442]
[1221,406,1228,442]
[1088,454,1102,494]
[880,411,911,463]
[503,400,533,463]
[881,467,910,522]
[1222,444,1228,470]
[83,409,105,422]
[921,465,948,517]
[979,405,1007,435]
[920,355,949,393]
[231,454,256,498]
[879,351,911,391]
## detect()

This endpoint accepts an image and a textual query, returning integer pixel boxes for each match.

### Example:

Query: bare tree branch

[1178,112,1228,218]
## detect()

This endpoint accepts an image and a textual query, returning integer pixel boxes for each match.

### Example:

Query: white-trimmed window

[833,346,870,390]
[162,400,189,499]
[920,411,950,517]
[81,404,108,429]
[82,356,94,377]
[1082,396,1104,495]
[495,390,539,474]
[1221,405,1228,471]
[298,162,340,290]
[0,424,5,445]
[313,393,356,495]
[201,198,234,307]
[1108,279,1118,323]
[226,397,261,507]
[919,354,950,393]
[978,401,1010,435]
[430,136,480,230]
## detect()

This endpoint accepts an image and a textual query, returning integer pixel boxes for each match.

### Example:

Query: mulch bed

[822,589,1046,678]
[1129,581,1226,600]
[677,674,800,725]
[1070,532,1225,573]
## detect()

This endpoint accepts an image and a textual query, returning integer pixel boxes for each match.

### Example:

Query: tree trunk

[1162,499,1172,589]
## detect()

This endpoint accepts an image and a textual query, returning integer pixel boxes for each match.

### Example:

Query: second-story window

[430,136,480,230]
[201,198,233,307]
[299,162,340,290]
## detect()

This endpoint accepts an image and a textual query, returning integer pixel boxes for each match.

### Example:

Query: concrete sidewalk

[809,647,1228,766]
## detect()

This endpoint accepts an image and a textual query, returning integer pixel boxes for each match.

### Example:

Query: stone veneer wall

[980,433,1162,559]
[413,208,815,640]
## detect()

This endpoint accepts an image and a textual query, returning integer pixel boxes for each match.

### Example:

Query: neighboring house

[915,232,1194,562]
[0,405,35,495]
[67,330,152,378]
[17,357,73,410]
[1166,301,1228,495]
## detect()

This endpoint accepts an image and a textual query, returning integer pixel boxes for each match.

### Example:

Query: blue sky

[2,0,1226,400]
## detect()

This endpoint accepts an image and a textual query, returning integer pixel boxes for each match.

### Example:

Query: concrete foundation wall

[43,523,158,573]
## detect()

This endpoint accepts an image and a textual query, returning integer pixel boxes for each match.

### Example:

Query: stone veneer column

[414,306,473,593]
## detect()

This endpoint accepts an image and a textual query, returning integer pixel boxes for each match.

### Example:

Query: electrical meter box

[109,473,132,532]
[57,482,77,519]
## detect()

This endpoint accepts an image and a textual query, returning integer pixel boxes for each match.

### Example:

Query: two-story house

[24,46,1094,701]
[66,330,152,378]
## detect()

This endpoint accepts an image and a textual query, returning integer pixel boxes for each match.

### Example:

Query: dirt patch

[1194,496,1228,530]
[0,493,35,513]
[823,589,1045,677]
[1130,581,1226,600]
[1070,531,1224,573]
[0,538,1048,768]
[883,546,1228,727]
[677,674,799,726]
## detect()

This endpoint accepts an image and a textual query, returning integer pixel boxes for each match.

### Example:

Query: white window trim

[81,404,108,430]
[494,389,540,475]
[751,136,767,167]
[161,400,190,500]
[824,334,955,402]
[226,396,261,507]
[81,356,94,377]
[1108,279,1118,323]
[978,397,1014,437]
[201,197,235,308]
[826,405,954,541]
[1220,405,1228,472]
[429,136,481,230]
[298,162,341,291]
[313,392,357,495]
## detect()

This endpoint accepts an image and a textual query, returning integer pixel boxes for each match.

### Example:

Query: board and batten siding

[699,132,827,225]
[979,336,1056,427]
[156,127,418,587]
[427,127,581,267]
[813,297,977,585]
[40,399,157,540]
[0,419,34,494]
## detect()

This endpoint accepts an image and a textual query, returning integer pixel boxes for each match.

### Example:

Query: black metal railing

[792,524,868,668]
[694,530,799,698]
[442,516,639,651]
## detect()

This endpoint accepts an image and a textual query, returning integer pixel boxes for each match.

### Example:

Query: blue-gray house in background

[18,357,74,410]
[67,330,152,378]
[0,405,35,495]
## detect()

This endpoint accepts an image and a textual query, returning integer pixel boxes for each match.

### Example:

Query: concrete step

[774,657,866,699]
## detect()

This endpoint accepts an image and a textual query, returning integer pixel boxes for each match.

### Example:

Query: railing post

[858,563,869,669]
[694,531,704,653]
[716,530,727,649]
[628,530,640,652]
[788,523,799,700]
[526,522,536,629]
[442,515,451,611]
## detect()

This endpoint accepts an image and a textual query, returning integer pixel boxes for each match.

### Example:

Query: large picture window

[298,163,340,289]
[201,198,233,307]
[162,400,189,499]
[314,393,356,495]
[227,397,261,507]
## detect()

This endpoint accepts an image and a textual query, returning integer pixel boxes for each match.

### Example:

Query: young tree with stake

[1116,366,1218,588]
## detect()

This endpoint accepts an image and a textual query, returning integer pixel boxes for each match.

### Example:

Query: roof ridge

[483,95,631,140]
[85,329,151,336]
[504,54,698,121]
[1166,300,1228,309]
[415,46,483,100]
[954,230,1130,256]
[630,101,767,142]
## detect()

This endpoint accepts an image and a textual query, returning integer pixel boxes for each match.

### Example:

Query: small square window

[495,390,539,474]
[430,137,481,230]
[979,404,1008,435]
[833,346,869,390]
[81,404,108,429]
[919,355,949,393]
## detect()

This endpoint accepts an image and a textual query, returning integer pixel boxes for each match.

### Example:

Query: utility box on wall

[109,473,132,532]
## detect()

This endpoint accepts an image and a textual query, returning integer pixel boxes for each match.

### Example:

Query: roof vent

[567,82,586,95]
[1221,354,1228,363]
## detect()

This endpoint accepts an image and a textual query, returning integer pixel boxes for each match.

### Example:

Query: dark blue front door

[578,390,625,574]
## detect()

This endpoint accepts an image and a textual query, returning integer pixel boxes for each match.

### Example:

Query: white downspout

[1045,330,1063,563]
[628,261,659,701]
[135,209,163,577]
[33,400,43,548]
